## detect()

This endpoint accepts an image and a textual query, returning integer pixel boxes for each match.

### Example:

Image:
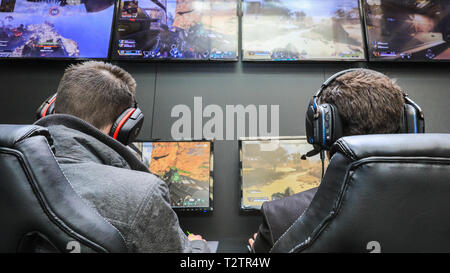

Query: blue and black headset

[305,68,425,154]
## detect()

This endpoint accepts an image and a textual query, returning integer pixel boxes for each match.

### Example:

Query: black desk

[216,238,250,253]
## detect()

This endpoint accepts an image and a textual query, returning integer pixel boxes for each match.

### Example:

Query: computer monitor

[112,0,238,61]
[240,137,327,210]
[364,0,450,61]
[133,141,214,212]
[242,0,365,61]
[0,0,116,59]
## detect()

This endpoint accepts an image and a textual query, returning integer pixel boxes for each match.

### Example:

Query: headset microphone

[301,149,320,160]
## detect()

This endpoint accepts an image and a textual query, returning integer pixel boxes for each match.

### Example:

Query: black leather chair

[0,125,127,253]
[271,134,450,253]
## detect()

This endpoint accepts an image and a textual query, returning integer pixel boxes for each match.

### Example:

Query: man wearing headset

[249,68,424,252]
[35,61,209,253]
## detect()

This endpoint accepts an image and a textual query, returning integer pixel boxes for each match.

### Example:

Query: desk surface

[216,238,251,253]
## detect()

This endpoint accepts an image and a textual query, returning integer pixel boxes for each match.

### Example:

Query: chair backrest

[0,125,128,253]
[271,134,450,253]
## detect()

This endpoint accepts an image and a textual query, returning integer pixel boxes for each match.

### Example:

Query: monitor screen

[133,141,214,211]
[364,0,450,61]
[0,0,116,59]
[240,138,327,210]
[112,0,238,60]
[242,0,365,61]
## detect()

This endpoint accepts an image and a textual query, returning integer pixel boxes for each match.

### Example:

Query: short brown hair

[320,69,404,136]
[54,61,136,130]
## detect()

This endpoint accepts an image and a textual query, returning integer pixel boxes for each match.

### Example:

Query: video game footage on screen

[239,137,328,210]
[133,141,214,211]
[365,0,450,61]
[113,0,238,61]
[0,0,115,59]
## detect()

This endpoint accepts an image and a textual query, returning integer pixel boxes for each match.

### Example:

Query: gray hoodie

[35,114,209,253]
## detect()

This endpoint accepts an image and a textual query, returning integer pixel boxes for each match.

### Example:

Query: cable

[320,150,325,179]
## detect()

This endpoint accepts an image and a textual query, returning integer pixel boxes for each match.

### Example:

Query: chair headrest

[0,125,52,148]
[331,134,450,161]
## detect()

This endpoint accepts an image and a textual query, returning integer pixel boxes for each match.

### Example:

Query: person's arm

[251,188,319,253]
[251,204,275,253]
[127,180,210,253]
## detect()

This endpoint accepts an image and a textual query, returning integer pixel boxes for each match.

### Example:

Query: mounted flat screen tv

[239,137,328,210]
[112,0,238,61]
[133,141,214,212]
[364,0,450,61]
[242,0,366,61]
[0,0,116,59]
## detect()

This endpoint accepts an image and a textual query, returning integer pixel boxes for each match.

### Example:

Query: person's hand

[188,233,204,242]
[248,233,257,248]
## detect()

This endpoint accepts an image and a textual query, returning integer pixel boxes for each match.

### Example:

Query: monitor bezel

[110,0,240,62]
[134,139,214,213]
[239,136,323,211]
[241,0,368,62]
[362,0,450,63]
[0,0,118,61]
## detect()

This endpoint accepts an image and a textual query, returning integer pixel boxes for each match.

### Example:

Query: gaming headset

[36,93,144,145]
[305,68,425,155]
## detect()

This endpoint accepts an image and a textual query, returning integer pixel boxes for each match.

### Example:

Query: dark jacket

[253,187,318,253]
[35,114,209,253]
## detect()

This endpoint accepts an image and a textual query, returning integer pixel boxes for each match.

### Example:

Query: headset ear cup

[403,95,425,134]
[109,107,144,145]
[47,103,56,116]
[329,104,343,143]
[403,104,424,134]
[36,94,57,120]
[305,99,316,145]
[109,108,134,139]
[126,107,144,142]
[418,115,425,133]
[318,104,333,150]
[314,103,343,150]
[36,102,47,120]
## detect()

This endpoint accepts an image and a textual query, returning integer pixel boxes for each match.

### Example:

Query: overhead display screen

[364,0,450,61]
[133,141,214,211]
[242,0,365,61]
[112,0,238,61]
[240,138,327,210]
[0,0,116,59]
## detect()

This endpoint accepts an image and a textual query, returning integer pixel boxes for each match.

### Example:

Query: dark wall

[1,60,449,251]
